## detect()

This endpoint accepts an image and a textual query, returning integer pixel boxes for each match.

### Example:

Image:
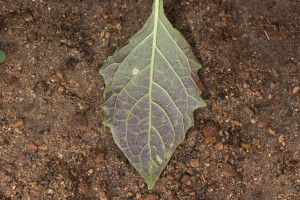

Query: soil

[0,0,299,199]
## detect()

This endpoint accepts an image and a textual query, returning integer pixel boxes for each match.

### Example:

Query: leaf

[0,50,5,63]
[100,0,206,189]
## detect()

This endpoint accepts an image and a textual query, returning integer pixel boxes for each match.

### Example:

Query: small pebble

[30,182,37,188]
[28,143,38,151]
[22,11,34,22]
[105,32,111,38]
[190,159,200,168]
[102,13,109,20]
[126,192,134,198]
[257,121,267,128]
[201,121,220,145]
[87,169,93,176]
[287,65,298,75]
[181,175,192,186]
[221,165,237,177]
[268,128,276,136]
[59,39,71,45]
[278,134,284,143]
[38,144,48,150]
[240,141,252,150]
[144,194,159,200]
[48,189,54,194]
[99,193,108,200]
[231,120,243,127]
[214,142,224,150]
[253,138,263,149]
[270,83,276,89]
[270,70,280,77]
[224,154,230,161]
[86,39,93,46]
[115,23,123,31]
[136,193,142,199]
[243,106,255,118]
[254,91,262,97]
[292,86,299,94]
[72,113,88,131]
[56,70,64,79]
[11,119,24,128]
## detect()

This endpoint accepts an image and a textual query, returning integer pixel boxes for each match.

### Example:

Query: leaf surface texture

[100,0,206,189]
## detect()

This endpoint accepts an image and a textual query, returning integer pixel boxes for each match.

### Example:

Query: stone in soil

[144,194,159,200]
[190,158,200,168]
[201,121,220,145]
[72,112,88,131]
[221,165,237,177]
[268,128,276,136]
[292,86,299,94]
[115,23,123,31]
[240,141,252,150]
[257,120,267,128]
[242,105,255,118]
[21,11,34,22]
[11,119,24,128]
[214,142,224,150]
[181,175,192,186]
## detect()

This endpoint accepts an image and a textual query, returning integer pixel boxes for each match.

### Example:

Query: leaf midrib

[148,0,160,172]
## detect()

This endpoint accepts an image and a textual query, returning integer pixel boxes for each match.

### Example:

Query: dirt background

[0,0,299,199]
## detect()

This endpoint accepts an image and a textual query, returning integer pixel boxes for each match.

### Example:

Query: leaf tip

[146,182,155,190]
[144,176,158,190]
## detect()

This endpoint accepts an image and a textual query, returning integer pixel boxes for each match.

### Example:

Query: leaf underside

[100,0,206,189]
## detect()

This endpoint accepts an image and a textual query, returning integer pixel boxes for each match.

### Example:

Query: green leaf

[100,0,206,189]
[0,50,5,63]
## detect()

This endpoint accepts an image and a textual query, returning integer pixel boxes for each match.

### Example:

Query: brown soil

[0,0,299,199]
